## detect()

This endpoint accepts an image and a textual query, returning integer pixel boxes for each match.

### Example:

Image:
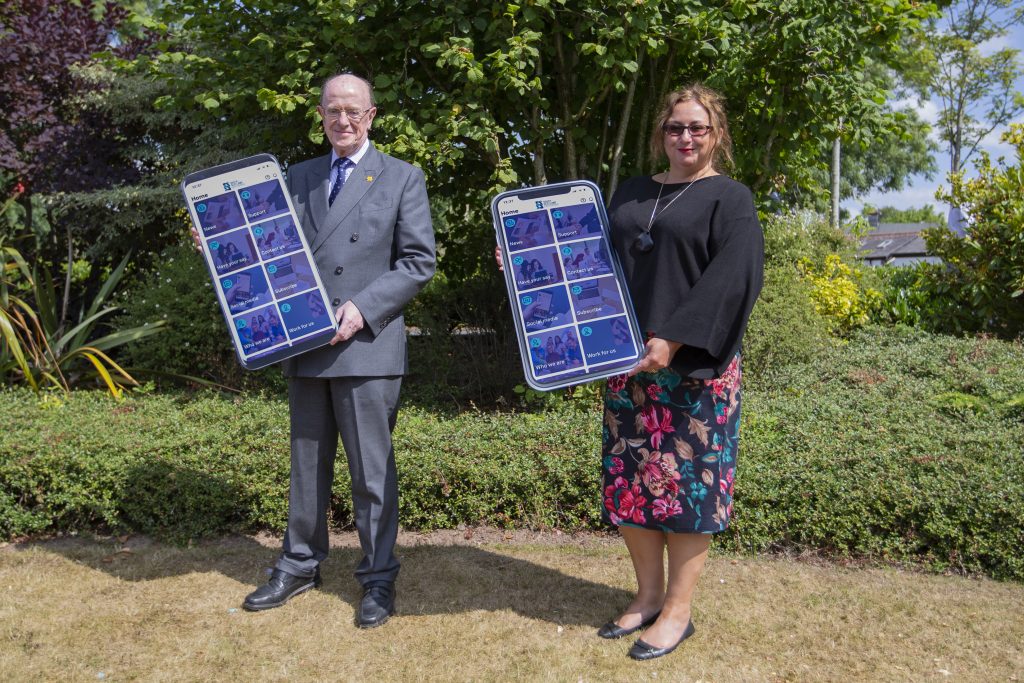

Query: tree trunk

[633,56,657,174]
[531,104,548,186]
[554,31,578,179]
[649,44,677,174]
[595,95,613,188]
[830,119,842,229]
[607,49,645,199]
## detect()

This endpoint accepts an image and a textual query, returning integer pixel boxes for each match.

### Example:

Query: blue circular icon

[581,326,593,337]
[253,227,264,236]
[571,285,582,295]
[530,338,541,348]
[240,190,251,200]
[281,303,291,313]
[512,256,524,266]
[521,296,532,305]
[504,218,515,228]
[561,246,572,256]
[222,279,233,289]
[210,241,220,250]
[267,264,278,274]
[196,203,207,213]
[553,210,564,219]
[236,319,247,329]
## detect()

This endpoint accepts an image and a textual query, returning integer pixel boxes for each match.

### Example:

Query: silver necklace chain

[643,174,712,236]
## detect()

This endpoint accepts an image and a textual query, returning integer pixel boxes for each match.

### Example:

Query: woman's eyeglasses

[662,122,712,137]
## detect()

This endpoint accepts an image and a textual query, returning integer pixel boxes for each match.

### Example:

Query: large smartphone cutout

[492,180,644,390]
[181,154,337,370]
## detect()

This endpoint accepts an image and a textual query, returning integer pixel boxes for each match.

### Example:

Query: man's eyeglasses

[662,122,713,138]
[323,107,374,123]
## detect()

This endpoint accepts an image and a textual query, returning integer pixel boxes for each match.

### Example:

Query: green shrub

[737,325,1024,580]
[4,327,1022,580]
[404,273,522,407]
[868,263,929,327]
[920,124,1024,339]
[743,264,834,385]
[756,210,882,339]
[761,210,851,267]
[115,243,286,392]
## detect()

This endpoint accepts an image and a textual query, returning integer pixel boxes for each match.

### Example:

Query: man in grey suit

[243,73,435,628]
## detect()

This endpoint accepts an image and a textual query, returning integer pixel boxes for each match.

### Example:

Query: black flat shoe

[628,620,695,660]
[243,568,321,612]
[357,580,395,629]
[597,611,661,639]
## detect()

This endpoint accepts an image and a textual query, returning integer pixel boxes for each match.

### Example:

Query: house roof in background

[858,222,935,261]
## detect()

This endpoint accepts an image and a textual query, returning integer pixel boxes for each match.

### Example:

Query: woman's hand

[494,245,504,272]
[628,337,682,376]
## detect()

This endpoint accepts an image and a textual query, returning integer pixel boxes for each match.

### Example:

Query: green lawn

[2,531,1022,682]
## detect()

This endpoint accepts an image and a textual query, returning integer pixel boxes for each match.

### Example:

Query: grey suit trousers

[276,375,402,585]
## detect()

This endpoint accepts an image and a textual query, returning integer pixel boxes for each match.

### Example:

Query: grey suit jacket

[281,143,436,378]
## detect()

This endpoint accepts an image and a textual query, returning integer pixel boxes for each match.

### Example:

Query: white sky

[841,19,1024,219]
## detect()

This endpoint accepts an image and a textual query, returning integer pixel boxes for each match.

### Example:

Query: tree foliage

[133,0,938,280]
[865,204,947,224]
[919,124,1024,338]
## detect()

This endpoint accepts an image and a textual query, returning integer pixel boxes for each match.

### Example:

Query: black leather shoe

[243,568,321,612]
[356,580,395,628]
[597,611,661,639]
[628,620,695,660]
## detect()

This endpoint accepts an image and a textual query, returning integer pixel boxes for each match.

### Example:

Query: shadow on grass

[27,536,630,628]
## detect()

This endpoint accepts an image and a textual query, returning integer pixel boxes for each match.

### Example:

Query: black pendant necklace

[634,174,711,253]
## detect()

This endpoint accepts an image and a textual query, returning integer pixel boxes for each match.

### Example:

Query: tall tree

[926,0,1024,173]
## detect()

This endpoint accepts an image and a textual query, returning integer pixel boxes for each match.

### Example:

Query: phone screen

[182,155,336,369]
[493,181,643,390]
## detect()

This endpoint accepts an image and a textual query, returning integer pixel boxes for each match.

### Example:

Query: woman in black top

[493,83,762,661]
[596,84,763,660]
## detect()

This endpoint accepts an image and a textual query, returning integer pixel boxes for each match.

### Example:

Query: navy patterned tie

[328,157,353,207]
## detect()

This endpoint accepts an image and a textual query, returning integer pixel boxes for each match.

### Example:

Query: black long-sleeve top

[608,174,764,379]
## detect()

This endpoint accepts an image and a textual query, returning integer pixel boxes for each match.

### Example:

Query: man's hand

[494,245,504,272]
[330,300,365,345]
[628,337,682,376]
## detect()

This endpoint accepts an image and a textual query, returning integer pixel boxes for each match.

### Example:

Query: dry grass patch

[1,532,1022,682]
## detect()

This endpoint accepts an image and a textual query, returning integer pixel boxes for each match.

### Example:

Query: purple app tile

[195,192,246,237]
[502,210,555,252]
[239,179,289,222]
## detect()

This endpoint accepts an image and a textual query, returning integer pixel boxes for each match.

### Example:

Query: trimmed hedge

[2,327,1023,580]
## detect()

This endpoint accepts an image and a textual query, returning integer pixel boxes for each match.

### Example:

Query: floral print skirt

[601,354,742,534]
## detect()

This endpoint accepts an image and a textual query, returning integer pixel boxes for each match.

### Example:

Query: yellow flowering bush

[798,254,882,334]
